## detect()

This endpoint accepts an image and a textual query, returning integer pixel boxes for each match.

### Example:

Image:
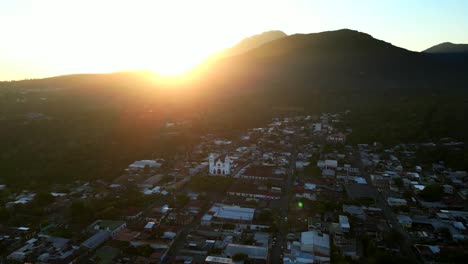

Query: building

[317,160,338,170]
[8,237,77,263]
[129,160,163,170]
[205,256,233,264]
[443,184,454,194]
[209,154,231,176]
[202,204,255,224]
[300,231,331,262]
[88,220,127,237]
[339,215,350,232]
[398,215,412,228]
[327,133,346,143]
[82,231,111,250]
[225,244,268,261]
[387,197,407,207]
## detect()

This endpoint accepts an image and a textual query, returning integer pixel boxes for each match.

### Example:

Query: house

[318,160,338,170]
[144,222,156,230]
[227,180,281,200]
[88,220,127,237]
[205,256,233,264]
[129,160,163,170]
[398,215,412,228]
[8,236,78,263]
[343,205,366,220]
[443,184,454,194]
[339,215,350,232]
[387,197,407,207]
[322,169,336,177]
[327,133,346,143]
[161,226,180,239]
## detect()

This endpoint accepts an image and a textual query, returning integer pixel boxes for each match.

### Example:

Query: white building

[398,215,412,228]
[339,215,350,232]
[300,231,330,262]
[209,154,231,176]
[317,160,338,170]
[129,160,163,170]
[387,197,408,207]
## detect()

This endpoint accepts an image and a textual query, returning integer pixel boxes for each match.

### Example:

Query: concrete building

[387,197,408,207]
[225,244,268,261]
[339,215,350,232]
[209,154,231,176]
[300,231,330,262]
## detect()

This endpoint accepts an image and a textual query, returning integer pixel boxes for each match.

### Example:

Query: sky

[0,0,467,81]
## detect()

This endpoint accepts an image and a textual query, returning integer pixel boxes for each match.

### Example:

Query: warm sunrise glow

[1,0,467,80]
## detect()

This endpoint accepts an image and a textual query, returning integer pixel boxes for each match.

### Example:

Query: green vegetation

[169,194,190,209]
[419,184,444,202]
[435,246,468,263]
[70,188,154,224]
[232,252,249,262]
[188,176,234,193]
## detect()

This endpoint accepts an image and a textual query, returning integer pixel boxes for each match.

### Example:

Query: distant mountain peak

[424,42,468,54]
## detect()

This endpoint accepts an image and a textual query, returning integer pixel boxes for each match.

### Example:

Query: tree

[393,178,403,188]
[419,184,444,202]
[152,228,164,238]
[232,253,249,262]
[258,210,273,223]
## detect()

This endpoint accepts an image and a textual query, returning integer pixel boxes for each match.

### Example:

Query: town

[1,112,467,263]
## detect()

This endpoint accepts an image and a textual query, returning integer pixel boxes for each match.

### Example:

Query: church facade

[209,154,231,176]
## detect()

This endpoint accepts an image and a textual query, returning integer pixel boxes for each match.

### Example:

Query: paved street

[356,152,419,263]
[271,134,297,264]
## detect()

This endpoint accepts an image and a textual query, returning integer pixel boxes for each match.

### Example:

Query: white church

[209,153,231,176]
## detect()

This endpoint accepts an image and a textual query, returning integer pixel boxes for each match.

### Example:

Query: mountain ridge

[424,42,468,54]
[2,28,468,186]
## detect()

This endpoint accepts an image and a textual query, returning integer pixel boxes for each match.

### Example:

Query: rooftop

[301,231,330,249]
[91,220,126,232]
[209,204,255,222]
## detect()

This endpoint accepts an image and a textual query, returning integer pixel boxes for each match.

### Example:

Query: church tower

[208,153,232,176]
[224,155,231,175]
[209,153,215,175]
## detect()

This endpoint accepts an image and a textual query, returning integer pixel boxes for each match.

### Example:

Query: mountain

[197,29,467,106]
[2,29,468,187]
[424,42,468,54]
[193,29,468,143]
[207,30,287,61]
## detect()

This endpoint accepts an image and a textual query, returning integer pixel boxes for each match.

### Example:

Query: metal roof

[81,231,110,249]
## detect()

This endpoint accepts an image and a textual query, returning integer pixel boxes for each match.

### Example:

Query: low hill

[424,42,468,54]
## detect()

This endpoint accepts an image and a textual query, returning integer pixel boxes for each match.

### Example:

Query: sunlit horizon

[1,0,467,81]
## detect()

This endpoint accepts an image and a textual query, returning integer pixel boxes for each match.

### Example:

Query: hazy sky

[1,0,467,80]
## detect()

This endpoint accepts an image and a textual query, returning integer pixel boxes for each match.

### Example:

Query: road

[355,151,419,263]
[163,212,203,263]
[271,134,297,264]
